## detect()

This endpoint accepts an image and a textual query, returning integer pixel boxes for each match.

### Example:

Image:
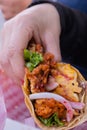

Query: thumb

[43,31,62,61]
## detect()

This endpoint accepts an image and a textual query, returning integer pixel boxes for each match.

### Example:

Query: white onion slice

[45,76,58,91]
[69,102,85,109]
[29,92,73,122]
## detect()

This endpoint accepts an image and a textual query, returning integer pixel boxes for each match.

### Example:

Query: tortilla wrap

[22,62,87,130]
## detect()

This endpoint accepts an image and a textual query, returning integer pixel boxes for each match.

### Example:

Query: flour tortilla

[22,63,87,130]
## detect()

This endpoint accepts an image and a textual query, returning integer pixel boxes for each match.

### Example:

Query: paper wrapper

[22,63,87,130]
[0,87,7,130]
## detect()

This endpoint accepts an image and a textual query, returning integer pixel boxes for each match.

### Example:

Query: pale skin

[0,3,62,85]
[0,0,32,20]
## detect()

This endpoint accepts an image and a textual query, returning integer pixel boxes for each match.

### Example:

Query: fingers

[33,28,41,44]
[43,30,62,61]
[10,51,25,85]
[0,49,23,85]
[0,23,33,85]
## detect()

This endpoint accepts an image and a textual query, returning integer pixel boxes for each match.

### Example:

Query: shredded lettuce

[25,62,35,72]
[38,113,64,127]
[24,49,31,61]
[24,49,43,71]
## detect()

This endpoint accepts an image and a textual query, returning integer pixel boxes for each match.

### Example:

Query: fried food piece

[25,51,58,93]
[28,43,44,53]
[54,64,82,102]
[25,64,49,93]
[34,98,66,119]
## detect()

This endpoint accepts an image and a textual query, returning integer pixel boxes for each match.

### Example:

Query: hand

[0,3,62,85]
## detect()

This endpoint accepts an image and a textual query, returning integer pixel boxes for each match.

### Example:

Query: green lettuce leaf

[38,113,64,127]
[24,49,43,71]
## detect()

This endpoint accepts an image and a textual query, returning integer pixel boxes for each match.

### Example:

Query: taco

[22,43,87,130]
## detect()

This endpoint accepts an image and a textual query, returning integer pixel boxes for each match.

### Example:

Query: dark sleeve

[29,0,87,68]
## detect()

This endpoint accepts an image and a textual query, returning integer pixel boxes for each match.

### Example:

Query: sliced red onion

[80,81,87,89]
[69,101,85,110]
[45,76,58,91]
[29,92,73,122]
